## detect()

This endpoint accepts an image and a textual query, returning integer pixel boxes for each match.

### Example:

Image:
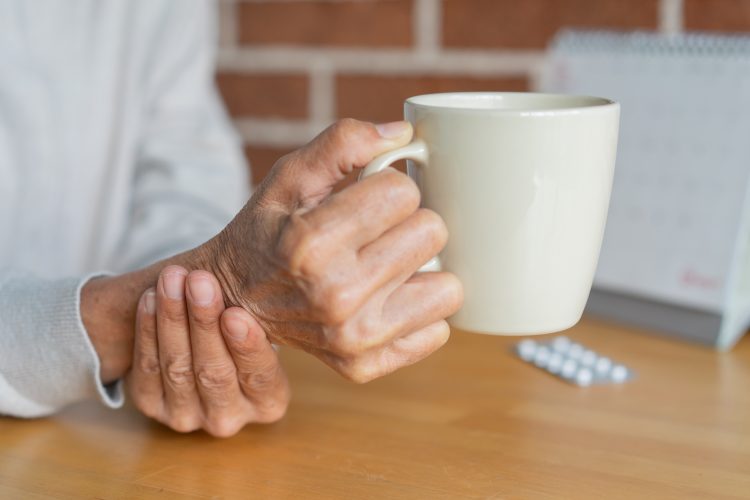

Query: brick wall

[216,0,750,184]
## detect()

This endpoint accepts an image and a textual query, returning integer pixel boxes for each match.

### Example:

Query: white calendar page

[540,32,750,313]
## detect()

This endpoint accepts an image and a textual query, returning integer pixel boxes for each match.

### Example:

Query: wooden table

[2,317,749,499]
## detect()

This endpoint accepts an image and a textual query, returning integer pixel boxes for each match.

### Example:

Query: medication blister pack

[514,336,634,386]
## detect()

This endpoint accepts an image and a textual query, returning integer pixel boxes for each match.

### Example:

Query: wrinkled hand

[202,119,464,383]
[126,266,290,437]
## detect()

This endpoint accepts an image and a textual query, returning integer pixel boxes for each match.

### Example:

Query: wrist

[80,276,133,383]
[76,234,244,385]
[195,231,244,308]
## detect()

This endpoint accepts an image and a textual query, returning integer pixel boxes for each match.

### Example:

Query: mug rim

[405,91,618,115]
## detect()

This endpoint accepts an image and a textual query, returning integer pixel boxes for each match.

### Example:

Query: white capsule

[611,365,629,383]
[595,357,612,374]
[546,352,564,373]
[575,367,593,386]
[581,350,598,366]
[568,343,584,360]
[552,336,572,353]
[561,359,578,378]
[534,346,551,367]
[518,340,537,361]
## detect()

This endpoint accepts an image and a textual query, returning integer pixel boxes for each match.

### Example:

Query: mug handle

[359,139,442,273]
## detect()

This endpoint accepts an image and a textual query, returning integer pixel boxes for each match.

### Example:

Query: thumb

[264,118,413,208]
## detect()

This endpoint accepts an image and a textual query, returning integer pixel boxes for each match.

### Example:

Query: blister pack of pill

[514,336,634,386]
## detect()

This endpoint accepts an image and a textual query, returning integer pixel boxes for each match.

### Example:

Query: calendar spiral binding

[551,30,750,60]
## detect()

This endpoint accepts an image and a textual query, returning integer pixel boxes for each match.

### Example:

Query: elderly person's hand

[198,119,464,383]
[126,266,290,437]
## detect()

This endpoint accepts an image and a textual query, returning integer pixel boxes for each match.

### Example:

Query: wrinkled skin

[127,267,290,437]
[202,119,464,383]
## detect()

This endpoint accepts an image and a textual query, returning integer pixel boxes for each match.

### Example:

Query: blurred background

[214,0,747,185]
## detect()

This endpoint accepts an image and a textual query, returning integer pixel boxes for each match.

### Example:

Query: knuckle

[168,414,200,434]
[316,284,358,325]
[342,362,377,384]
[137,319,156,338]
[196,364,237,395]
[442,274,465,313]
[328,320,376,356]
[239,364,280,394]
[256,399,289,424]
[206,418,242,438]
[277,214,329,278]
[431,320,452,346]
[326,118,377,164]
[137,355,161,376]
[264,152,300,190]
[335,356,378,384]
[330,118,360,142]
[382,170,421,210]
[409,321,450,358]
[274,151,297,168]
[417,208,449,249]
[328,335,356,357]
[190,310,220,329]
[164,356,195,388]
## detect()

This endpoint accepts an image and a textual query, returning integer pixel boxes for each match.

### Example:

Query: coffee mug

[362,92,620,335]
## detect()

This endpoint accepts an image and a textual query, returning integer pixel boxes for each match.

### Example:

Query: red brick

[684,0,750,32]
[336,75,529,123]
[217,73,308,119]
[442,0,659,49]
[238,0,412,47]
[244,145,297,185]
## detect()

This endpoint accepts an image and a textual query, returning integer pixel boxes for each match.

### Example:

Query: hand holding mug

[200,119,464,383]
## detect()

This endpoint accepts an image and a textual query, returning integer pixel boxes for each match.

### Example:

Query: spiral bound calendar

[539,31,750,350]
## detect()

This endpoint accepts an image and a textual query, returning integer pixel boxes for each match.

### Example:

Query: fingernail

[144,290,156,315]
[375,121,410,139]
[224,316,248,342]
[162,272,185,300]
[188,275,215,306]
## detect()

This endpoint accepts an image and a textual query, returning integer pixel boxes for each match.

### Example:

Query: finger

[356,207,449,295]
[381,272,464,340]
[335,271,462,355]
[156,265,201,431]
[185,271,243,414]
[279,207,449,331]
[261,119,413,208]
[300,167,420,249]
[381,320,451,375]
[127,288,165,420]
[221,308,291,423]
[333,320,451,384]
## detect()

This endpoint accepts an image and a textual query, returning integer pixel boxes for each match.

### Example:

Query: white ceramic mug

[362,92,620,335]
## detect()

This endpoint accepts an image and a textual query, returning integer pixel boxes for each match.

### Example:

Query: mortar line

[414,0,442,56]
[659,0,684,35]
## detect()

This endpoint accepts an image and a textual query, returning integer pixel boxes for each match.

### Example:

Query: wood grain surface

[1,317,748,499]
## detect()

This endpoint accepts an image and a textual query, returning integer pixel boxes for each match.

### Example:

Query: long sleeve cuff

[0,272,124,417]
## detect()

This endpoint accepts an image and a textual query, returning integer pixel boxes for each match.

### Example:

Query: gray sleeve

[0,271,123,417]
